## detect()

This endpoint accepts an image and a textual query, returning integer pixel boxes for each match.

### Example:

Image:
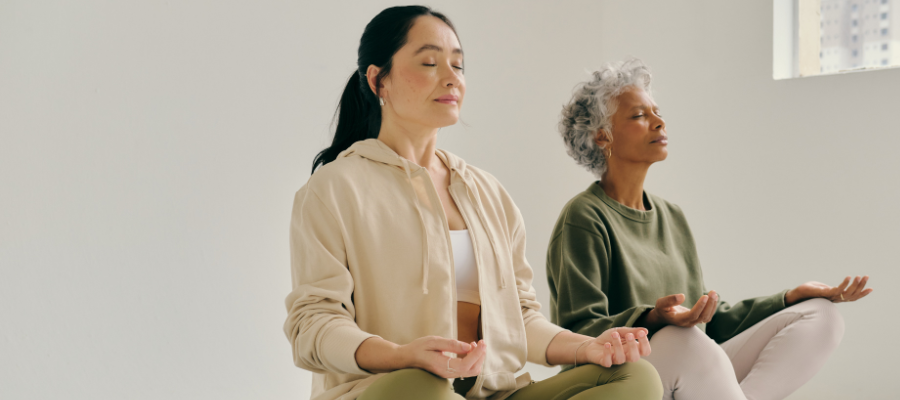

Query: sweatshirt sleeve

[706,289,789,343]
[509,209,567,367]
[283,187,378,375]
[547,222,653,339]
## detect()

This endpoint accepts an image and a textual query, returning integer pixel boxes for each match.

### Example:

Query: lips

[435,94,459,104]
[651,136,668,144]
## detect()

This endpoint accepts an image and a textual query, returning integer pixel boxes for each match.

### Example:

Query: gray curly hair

[559,58,653,178]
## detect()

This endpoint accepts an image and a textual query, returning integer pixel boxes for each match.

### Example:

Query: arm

[546,222,652,338]
[508,209,568,367]
[283,187,378,375]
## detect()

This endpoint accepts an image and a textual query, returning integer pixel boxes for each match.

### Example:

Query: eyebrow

[629,105,659,111]
[413,44,464,55]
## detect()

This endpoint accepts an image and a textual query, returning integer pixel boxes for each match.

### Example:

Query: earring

[606,147,612,159]
[379,97,384,106]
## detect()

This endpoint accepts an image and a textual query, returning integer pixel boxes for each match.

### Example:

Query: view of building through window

[774,0,900,79]
[820,0,899,73]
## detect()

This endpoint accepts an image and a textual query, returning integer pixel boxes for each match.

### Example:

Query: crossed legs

[644,299,844,400]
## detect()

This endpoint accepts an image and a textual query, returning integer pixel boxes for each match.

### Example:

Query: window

[774,0,900,79]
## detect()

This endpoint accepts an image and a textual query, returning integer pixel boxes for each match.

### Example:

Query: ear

[365,65,383,97]
[594,128,611,149]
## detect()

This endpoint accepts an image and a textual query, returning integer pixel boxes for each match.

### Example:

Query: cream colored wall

[1,1,894,399]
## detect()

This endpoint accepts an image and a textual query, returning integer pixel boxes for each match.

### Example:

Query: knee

[617,359,663,397]
[793,298,845,347]
[582,360,662,400]
[651,326,731,371]
[360,369,450,400]
[653,326,716,354]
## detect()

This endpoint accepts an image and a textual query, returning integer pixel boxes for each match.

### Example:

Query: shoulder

[552,185,612,239]
[646,192,688,221]
[464,163,508,196]
[303,155,391,198]
[647,192,678,211]
[561,186,609,226]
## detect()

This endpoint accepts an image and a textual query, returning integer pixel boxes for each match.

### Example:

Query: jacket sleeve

[283,187,378,375]
[547,222,653,338]
[706,289,789,343]
[509,209,568,367]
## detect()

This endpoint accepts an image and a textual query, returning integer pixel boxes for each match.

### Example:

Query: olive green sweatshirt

[547,182,788,354]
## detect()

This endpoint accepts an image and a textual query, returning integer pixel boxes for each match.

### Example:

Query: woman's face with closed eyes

[368,16,465,131]
[598,86,668,167]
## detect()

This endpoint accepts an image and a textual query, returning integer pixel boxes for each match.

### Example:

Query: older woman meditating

[546,59,873,400]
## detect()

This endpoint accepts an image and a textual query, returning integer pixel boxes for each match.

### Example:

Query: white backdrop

[1,1,895,399]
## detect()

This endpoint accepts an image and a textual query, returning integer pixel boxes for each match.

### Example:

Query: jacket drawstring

[464,181,508,290]
[402,158,431,294]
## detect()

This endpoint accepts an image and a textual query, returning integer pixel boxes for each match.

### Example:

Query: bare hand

[646,291,718,329]
[579,327,651,368]
[785,276,873,306]
[399,336,487,379]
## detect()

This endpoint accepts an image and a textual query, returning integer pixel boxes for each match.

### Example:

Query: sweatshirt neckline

[588,182,656,223]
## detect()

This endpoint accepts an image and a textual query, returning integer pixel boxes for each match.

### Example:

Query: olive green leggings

[357,360,662,400]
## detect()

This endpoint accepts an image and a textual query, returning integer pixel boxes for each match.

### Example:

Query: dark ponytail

[311,5,459,174]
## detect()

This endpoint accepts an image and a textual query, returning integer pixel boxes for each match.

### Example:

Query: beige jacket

[284,139,566,400]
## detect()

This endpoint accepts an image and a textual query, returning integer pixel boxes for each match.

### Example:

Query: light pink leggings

[644,298,844,400]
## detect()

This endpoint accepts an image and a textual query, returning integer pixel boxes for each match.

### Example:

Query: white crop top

[450,230,480,305]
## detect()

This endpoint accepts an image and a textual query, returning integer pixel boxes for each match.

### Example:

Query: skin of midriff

[457,301,482,344]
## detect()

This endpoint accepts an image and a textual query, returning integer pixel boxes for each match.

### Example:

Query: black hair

[311,5,459,173]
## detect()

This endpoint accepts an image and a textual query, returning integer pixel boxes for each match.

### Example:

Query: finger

[614,327,648,340]
[839,276,860,302]
[600,343,613,368]
[624,333,640,362]
[850,276,869,297]
[657,293,685,309]
[463,344,487,377]
[637,330,651,357]
[834,276,851,293]
[856,288,874,300]
[610,331,626,364]
[429,337,473,354]
[842,276,860,297]
[456,340,486,372]
[685,295,709,324]
[700,291,718,323]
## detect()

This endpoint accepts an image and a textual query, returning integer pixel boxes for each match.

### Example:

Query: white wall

[1,1,894,399]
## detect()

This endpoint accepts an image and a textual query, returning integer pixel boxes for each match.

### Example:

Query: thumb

[656,293,685,309]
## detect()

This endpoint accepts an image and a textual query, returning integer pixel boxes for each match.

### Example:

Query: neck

[599,160,651,210]
[376,117,441,169]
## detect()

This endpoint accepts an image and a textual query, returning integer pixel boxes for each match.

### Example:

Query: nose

[441,64,462,88]
[653,114,666,131]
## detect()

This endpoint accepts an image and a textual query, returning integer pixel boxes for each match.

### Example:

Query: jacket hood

[337,138,470,177]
